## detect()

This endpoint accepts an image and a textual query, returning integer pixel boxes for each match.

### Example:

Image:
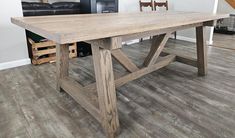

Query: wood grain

[10,11,229,138]
[111,49,139,72]
[1,37,235,138]
[92,45,120,138]
[56,44,69,91]
[11,12,228,44]
[60,77,101,122]
[88,37,122,50]
[196,26,207,76]
[162,51,198,67]
[85,54,176,92]
[143,33,171,67]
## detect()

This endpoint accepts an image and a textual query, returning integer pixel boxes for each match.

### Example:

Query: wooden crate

[28,38,77,65]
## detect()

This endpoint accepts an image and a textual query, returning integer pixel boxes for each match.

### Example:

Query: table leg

[56,44,69,91]
[196,26,208,76]
[92,46,120,138]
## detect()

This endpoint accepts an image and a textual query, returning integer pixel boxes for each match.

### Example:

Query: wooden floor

[1,35,235,138]
[213,33,235,50]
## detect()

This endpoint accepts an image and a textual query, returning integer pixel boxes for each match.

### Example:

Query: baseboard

[0,58,31,71]
[124,36,213,45]
[124,39,140,45]
[176,35,213,45]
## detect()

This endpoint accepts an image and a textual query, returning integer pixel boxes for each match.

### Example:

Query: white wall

[168,0,218,44]
[0,0,30,70]
[119,0,139,13]
[119,0,218,45]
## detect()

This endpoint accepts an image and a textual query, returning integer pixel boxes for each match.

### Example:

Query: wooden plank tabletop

[11,12,228,44]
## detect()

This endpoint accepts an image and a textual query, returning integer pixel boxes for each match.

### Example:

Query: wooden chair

[139,0,154,12]
[153,0,168,11]
[139,0,154,41]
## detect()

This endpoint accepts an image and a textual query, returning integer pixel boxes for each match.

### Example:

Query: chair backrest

[153,0,168,11]
[139,0,154,12]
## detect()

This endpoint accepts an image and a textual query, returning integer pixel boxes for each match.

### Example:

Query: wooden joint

[88,37,122,50]
[60,77,101,123]
[85,54,176,92]
[111,49,139,72]
[162,51,197,67]
[143,33,171,67]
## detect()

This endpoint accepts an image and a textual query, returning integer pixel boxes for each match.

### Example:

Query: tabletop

[11,11,228,44]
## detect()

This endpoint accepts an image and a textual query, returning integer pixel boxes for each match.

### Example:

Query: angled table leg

[91,43,120,138]
[56,43,69,91]
[143,33,171,67]
[196,26,208,76]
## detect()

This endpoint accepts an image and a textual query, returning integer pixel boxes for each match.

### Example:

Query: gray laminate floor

[0,37,235,138]
[213,33,235,50]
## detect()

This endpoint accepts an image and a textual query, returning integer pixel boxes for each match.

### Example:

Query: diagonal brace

[111,49,139,72]
[143,33,171,67]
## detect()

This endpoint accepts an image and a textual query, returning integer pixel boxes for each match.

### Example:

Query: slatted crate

[28,38,77,65]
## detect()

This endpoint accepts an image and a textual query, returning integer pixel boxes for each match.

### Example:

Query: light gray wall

[168,0,218,44]
[119,0,218,44]
[119,0,139,13]
[0,0,29,64]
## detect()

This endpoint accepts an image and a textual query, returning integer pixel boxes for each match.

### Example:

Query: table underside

[56,21,211,137]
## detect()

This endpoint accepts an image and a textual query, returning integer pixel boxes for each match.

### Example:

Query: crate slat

[29,38,77,65]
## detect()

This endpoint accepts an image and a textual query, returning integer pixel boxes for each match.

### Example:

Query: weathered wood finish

[144,33,171,67]
[88,37,122,50]
[91,45,120,138]
[1,36,235,138]
[85,54,176,92]
[11,12,228,44]
[60,77,101,122]
[56,44,69,91]
[162,51,198,67]
[121,22,203,42]
[115,54,176,88]
[11,11,229,138]
[203,20,217,27]
[196,26,207,76]
[30,39,77,65]
[112,49,139,72]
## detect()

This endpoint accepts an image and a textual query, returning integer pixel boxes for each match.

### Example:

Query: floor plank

[0,35,235,138]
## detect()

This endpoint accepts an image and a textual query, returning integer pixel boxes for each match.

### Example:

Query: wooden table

[11,12,228,138]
